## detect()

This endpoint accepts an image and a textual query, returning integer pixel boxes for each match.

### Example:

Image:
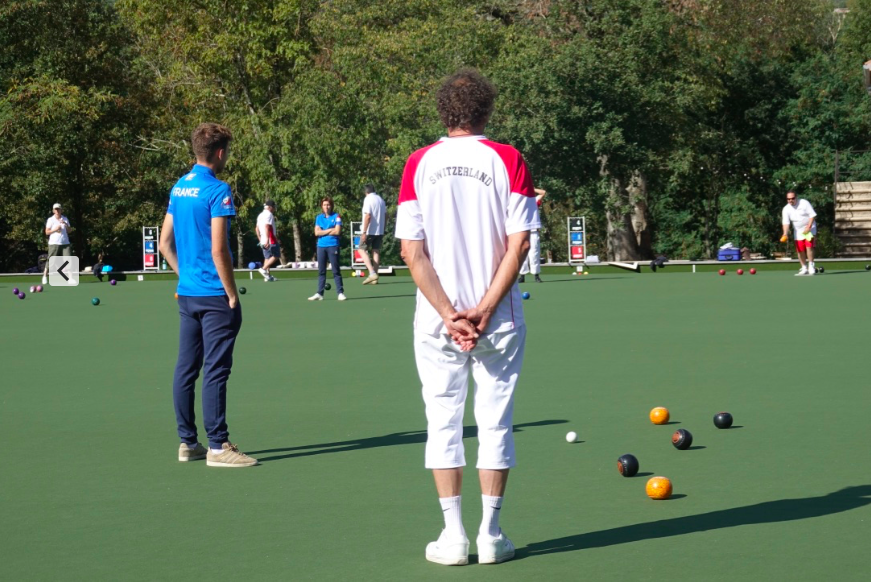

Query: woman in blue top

[309,196,346,300]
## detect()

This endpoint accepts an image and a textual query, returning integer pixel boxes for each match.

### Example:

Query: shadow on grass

[518,485,871,559]
[538,277,629,284]
[356,280,415,285]
[347,294,416,300]
[249,419,569,462]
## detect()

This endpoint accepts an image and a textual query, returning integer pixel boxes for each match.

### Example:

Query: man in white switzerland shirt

[395,69,539,567]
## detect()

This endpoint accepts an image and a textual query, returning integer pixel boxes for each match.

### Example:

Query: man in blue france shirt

[309,196,346,300]
[159,122,257,468]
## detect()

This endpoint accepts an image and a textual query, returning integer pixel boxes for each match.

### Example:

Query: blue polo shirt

[316,212,342,247]
[167,164,235,296]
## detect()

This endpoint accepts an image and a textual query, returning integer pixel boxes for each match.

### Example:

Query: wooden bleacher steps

[835,181,871,257]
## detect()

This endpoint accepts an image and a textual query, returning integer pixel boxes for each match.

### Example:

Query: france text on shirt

[173,187,200,198]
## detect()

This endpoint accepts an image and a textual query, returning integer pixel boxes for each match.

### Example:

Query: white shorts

[413,326,527,470]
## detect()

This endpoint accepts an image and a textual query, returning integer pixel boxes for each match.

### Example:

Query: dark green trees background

[2,0,870,270]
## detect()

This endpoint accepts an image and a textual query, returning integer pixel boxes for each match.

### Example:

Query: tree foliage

[1,0,870,270]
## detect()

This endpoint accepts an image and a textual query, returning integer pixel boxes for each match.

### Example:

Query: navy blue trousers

[317,245,344,294]
[173,295,242,449]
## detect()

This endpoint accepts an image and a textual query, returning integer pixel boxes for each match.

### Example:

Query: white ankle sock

[439,496,465,539]
[210,448,224,455]
[480,495,503,537]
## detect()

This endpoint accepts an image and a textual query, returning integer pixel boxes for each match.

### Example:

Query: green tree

[489,0,715,260]
[117,0,324,264]
[0,0,164,271]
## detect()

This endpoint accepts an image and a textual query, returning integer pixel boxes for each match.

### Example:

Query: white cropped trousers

[413,326,526,470]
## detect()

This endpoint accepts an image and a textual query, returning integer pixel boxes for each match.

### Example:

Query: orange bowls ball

[649,407,670,425]
[646,476,673,500]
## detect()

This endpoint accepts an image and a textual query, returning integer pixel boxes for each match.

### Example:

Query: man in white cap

[43,203,72,285]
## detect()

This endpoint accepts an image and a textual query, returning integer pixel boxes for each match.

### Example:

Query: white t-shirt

[256,209,276,246]
[782,199,817,239]
[362,193,387,235]
[46,215,71,245]
[395,136,540,336]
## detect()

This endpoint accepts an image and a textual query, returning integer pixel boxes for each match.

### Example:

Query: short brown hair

[320,196,334,207]
[191,122,233,161]
[436,69,497,131]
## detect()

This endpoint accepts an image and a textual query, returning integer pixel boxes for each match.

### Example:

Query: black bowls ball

[713,412,733,429]
[617,454,639,477]
[672,428,693,450]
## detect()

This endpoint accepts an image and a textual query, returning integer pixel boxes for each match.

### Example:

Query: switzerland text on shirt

[394,136,540,336]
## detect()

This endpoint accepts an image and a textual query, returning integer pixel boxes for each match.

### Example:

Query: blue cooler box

[717,248,741,261]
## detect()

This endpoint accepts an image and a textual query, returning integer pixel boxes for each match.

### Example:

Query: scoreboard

[143,226,160,270]
[350,221,365,268]
[567,217,586,265]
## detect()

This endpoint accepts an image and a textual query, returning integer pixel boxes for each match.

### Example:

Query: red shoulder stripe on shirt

[398,141,444,204]
[479,140,535,197]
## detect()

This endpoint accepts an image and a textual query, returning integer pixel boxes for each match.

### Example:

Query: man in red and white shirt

[396,69,539,567]
[255,200,280,281]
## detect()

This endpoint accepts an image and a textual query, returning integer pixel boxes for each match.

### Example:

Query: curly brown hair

[191,122,233,162]
[436,69,497,131]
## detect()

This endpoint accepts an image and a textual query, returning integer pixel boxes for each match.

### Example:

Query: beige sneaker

[206,442,258,467]
[178,442,207,462]
[362,274,379,285]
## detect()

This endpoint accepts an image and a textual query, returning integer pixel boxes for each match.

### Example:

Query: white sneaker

[308,293,323,301]
[796,267,808,276]
[426,531,469,566]
[41,275,47,285]
[807,268,816,276]
[337,293,347,301]
[477,531,515,564]
[258,267,268,277]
